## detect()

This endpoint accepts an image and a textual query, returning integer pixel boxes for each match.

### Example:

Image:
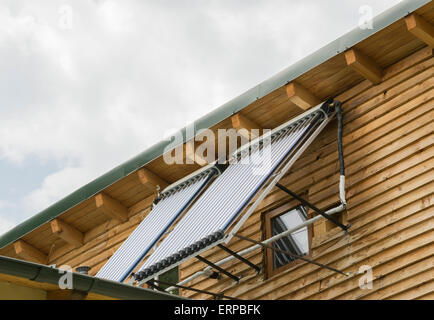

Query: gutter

[0,255,184,300]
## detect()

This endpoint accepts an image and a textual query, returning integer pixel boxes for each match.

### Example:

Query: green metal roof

[0,0,430,249]
[0,255,184,300]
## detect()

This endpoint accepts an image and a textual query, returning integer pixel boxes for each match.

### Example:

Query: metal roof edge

[0,0,430,249]
[0,255,184,300]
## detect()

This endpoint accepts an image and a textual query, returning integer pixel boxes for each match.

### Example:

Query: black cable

[335,101,345,176]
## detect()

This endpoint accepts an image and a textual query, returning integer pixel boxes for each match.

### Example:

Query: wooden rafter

[286,82,321,110]
[345,48,383,84]
[50,218,84,247]
[95,193,128,222]
[405,14,434,48]
[137,168,169,192]
[231,113,262,140]
[13,240,47,264]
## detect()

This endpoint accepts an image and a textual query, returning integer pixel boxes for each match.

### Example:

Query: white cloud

[0,202,16,235]
[0,0,402,224]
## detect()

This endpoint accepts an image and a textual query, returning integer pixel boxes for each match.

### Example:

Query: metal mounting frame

[217,244,261,273]
[275,183,350,232]
[196,255,240,283]
[234,234,349,276]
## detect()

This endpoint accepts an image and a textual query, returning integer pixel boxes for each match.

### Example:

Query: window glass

[271,206,308,269]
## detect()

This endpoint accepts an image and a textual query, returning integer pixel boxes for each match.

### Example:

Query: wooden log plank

[405,14,434,48]
[262,120,433,217]
[343,58,433,119]
[343,65,434,131]
[339,256,434,300]
[188,194,433,298]
[230,113,262,140]
[309,98,434,197]
[311,185,433,252]
[366,269,434,300]
[334,46,432,106]
[308,246,434,300]
[49,198,153,264]
[51,209,149,266]
[345,49,383,84]
[13,240,47,264]
[184,187,433,294]
[219,190,433,297]
[255,222,433,300]
[199,216,433,300]
[137,168,168,192]
[388,279,434,300]
[95,193,128,222]
[291,58,434,177]
[285,82,321,110]
[50,219,83,248]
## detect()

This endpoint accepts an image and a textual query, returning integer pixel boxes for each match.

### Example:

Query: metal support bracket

[234,234,349,276]
[196,255,240,283]
[275,183,350,232]
[217,244,261,274]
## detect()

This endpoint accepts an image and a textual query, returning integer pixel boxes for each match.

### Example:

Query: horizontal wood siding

[44,46,433,300]
[177,47,434,300]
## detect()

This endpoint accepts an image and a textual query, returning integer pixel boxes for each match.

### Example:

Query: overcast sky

[0,0,402,235]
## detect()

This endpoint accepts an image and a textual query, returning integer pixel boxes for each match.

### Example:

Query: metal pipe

[166,205,344,292]
[335,101,348,208]
[234,234,348,276]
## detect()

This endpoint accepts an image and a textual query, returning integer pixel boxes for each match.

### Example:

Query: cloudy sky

[0,0,402,235]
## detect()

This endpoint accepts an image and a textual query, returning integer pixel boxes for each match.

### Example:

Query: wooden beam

[137,168,169,192]
[95,193,128,222]
[13,240,47,264]
[405,14,434,48]
[50,218,83,247]
[286,82,321,110]
[185,141,208,166]
[345,48,383,84]
[231,113,262,140]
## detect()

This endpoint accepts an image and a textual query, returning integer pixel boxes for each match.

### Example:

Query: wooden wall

[47,46,433,299]
[177,46,434,300]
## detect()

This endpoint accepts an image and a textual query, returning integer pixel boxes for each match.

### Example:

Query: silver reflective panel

[96,170,216,282]
[139,111,325,274]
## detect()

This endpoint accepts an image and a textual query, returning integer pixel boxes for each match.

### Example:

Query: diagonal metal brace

[276,183,350,232]
[218,244,261,274]
[196,255,240,283]
[234,234,349,277]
